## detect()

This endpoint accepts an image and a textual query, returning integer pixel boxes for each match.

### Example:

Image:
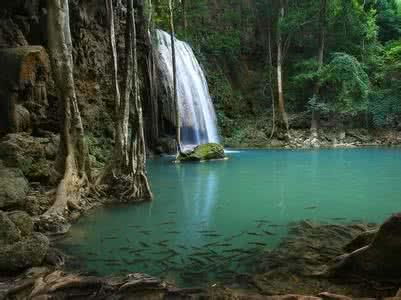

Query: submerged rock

[177,143,226,162]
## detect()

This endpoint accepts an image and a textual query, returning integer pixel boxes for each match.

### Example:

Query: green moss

[177,143,226,162]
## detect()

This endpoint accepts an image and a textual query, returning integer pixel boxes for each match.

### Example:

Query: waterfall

[155,30,219,151]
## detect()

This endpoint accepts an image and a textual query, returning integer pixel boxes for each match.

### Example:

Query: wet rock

[343,229,377,253]
[177,143,226,162]
[0,165,29,209]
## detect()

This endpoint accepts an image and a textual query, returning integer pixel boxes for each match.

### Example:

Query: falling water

[156,30,219,151]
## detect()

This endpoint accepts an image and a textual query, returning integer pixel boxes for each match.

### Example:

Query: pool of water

[58,148,401,286]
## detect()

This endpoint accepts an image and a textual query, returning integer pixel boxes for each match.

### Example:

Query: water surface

[59,148,401,286]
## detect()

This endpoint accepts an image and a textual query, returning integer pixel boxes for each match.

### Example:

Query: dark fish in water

[167,211,176,214]
[268,224,283,227]
[263,230,275,236]
[197,230,216,233]
[139,241,150,248]
[247,232,262,236]
[192,246,202,250]
[222,249,240,253]
[166,231,180,234]
[248,242,267,246]
[203,233,221,237]
[138,230,151,235]
[103,259,120,263]
[128,225,142,228]
[305,206,317,210]
[158,221,176,225]
[331,217,346,221]
[224,232,245,241]
[216,243,232,247]
[188,257,205,265]
[119,247,130,251]
[177,244,188,250]
[157,240,169,246]
[192,251,211,256]
[103,236,118,240]
[86,251,97,256]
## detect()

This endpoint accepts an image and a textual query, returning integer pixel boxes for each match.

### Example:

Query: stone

[0,232,49,272]
[177,143,226,162]
[0,211,21,244]
[0,133,55,183]
[0,165,29,209]
[7,210,34,237]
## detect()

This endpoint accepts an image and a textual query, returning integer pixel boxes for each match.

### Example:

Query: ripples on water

[58,148,401,286]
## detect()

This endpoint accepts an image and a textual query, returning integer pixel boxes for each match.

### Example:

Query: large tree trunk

[129,0,153,200]
[169,0,182,154]
[44,0,91,217]
[100,0,152,202]
[311,0,327,138]
[276,0,289,133]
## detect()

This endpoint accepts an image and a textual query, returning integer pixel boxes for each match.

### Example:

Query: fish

[119,247,130,251]
[128,249,142,254]
[158,221,176,225]
[254,219,270,223]
[128,225,142,228]
[177,244,188,250]
[216,243,232,247]
[165,231,180,234]
[167,211,176,214]
[103,236,118,240]
[86,251,97,256]
[197,230,216,233]
[247,232,262,236]
[102,259,120,263]
[105,262,121,266]
[263,230,275,236]
[203,233,221,237]
[188,257,206,265]
[138,230,151,235]
[248,242,267,246]
[268,224,283,227]
[157,240,169,246]
[305,206,317,210]
[331,217,346,221]
[139,241,150,248]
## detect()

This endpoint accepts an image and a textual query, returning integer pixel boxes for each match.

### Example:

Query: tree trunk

[169,0,182,154]
[129,0,153,200]
[311,0,327,138]
[277,0,289,132]
[267,6,276,139]
[44,0,91,217]
[100,0,152,202]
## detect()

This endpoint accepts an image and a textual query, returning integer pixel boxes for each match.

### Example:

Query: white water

[156,30,219,151]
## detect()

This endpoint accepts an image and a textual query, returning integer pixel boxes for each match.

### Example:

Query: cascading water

[156,30,219,151]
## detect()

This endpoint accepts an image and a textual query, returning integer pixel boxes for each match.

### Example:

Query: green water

[58,148,401,286]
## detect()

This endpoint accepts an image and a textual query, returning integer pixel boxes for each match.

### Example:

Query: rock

[7,210,34,237]
[0,165,29,209]
[0,232,49,272]
[343,229,378,253]
[0,211,49,273]
[177,143,226,162]
[0,211,21,244]
[0,133,56,183]
[325,213,401,280]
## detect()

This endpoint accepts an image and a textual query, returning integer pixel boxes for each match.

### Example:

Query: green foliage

[320,53,370,115]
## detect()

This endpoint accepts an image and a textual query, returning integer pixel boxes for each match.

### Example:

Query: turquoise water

[59,148,401,286]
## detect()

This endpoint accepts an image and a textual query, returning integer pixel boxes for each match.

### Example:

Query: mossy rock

[177,143,226,162]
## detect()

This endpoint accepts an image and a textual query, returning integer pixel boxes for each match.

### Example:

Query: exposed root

[105,171,152,202]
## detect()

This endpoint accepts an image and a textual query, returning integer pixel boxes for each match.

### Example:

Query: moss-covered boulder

[0,210,49,272]
[177,143,226,162]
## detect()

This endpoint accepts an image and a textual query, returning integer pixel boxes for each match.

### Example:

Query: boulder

[0,165,29,209]
[0,133,57,183]
[0,211,49,272]
[0,232,49,272]
[7,210,34,237]
[177,143,226,162]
